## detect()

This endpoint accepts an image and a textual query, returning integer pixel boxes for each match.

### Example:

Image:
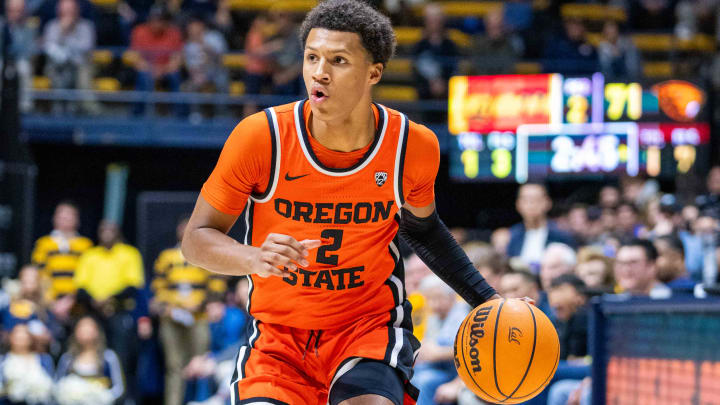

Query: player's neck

[309,103,375,152]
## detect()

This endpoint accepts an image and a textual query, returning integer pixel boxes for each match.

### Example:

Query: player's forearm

[398,208,497,307]
[181,227,257,276]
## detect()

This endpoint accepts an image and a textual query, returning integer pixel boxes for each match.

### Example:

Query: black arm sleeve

[398,207,497,308]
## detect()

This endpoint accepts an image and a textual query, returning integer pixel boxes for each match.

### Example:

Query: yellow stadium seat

[90,0,117,7]
[677,34,715,52]
[93,50,114,66]
[94,77,121,92]
[586,33,602,47]
[373,85,418,101]
[448,29,471,48]
[269,0,317,12]
[231,81,246,95]
[561,4,627,22]
[33,76,51,90]
[643,62,672,78]
[228,0,273,11]
[122,50,139,67]
[514,62,542,74]
[414,2,502,17]
[632,34,673,52]
[222,53,247,70]
[394,27,423,47]
[385,58,413,75]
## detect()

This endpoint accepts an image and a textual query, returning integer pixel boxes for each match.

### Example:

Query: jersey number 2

[317,229,343,265]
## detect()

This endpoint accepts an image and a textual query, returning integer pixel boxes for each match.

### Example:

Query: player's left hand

[491,294,536,306]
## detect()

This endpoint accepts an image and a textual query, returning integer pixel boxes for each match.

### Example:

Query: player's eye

[307,54,317,62]
[334,56,346,64]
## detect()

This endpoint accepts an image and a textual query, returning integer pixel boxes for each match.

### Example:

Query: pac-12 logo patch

[374,171,388,187]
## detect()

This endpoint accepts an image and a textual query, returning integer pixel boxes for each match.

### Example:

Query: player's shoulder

[405,116,440,154]
[270,101,299,116]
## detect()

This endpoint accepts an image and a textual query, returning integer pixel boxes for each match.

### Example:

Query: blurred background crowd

[2,0,720,404]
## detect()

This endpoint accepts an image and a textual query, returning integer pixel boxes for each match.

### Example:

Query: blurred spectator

[465,7,522,75]
[266,8,302,96]
[616,201,641,240]
[498,270,551,315]
[675,0,718,38]
[630,0,675,31]
[0,324,54,405]
[405,254,432,341]
[614,239,670,298]
[683,213,719,284]
[182,16,228,119]
[0,0,37,112]
[55,316,124,405]
[31,201,93,324]
[567,204,591,245]
[597,20,641,81]
[411,275,469,405]
[412,4,458,100]
[74,220,144,401]
[242,13,273,116]
[152,216,226,405]
[507,183,575,269]
[546,274,591,405]
[598,185,621,209]
[654,235,696,295]
[575,247,615,293]
[464,242,508,292]
[183,279,251,405]
[115,0,154,44]
[130,5,183,115]
[543,18,598,75]
[490,227,511,255]
[540,243,576,292]
[42,0,99,114]
[695,166,720,214]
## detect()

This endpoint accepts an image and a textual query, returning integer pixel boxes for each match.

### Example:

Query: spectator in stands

[43,0,99,114]
[567,204,591,245]
[466,6,522,75]
[464,242,508,293]
[411,275,470,405]
[598,20,641,81]
[267,8,302,96]
[0,324,54,405]
[405,254,432,341]
[31,201,93,324]
[130,5,183,115]
[241,13,272,116]
[74,220,144,401]
[498,270,549,314]
[55,316,124,404]
[412,3,458,100]
[540,243,577,292]
[182,15,228,119]
[599,185,621,209]
[546,274,591,405]
[684,211,719,284]
[614,239,670,298]
[575,247,615,294]
[183,279,251,405]
[695,166,720,214]
[490,227,511,255]
[116,0,154,44]
[630,0,675,31]
[152,216,226,405]
[507,183,576,269]
[654,235,696,295]
[616,201,641,240]
[0,0,37,112]
[543,17,598,75]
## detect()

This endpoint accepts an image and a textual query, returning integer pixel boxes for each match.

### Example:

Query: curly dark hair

[299,0,396,67]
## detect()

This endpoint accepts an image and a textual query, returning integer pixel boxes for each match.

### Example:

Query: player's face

[303,28,383,122]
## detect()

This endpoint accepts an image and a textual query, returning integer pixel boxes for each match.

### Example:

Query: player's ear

[368,62,383,85]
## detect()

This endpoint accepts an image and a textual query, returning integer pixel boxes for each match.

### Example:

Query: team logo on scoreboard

[653,80,705,122]
[374,171,388,187]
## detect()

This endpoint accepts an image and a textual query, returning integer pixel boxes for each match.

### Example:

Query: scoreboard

[448,73,711,182]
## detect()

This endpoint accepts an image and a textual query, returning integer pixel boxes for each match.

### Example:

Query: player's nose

[312,59,331,83]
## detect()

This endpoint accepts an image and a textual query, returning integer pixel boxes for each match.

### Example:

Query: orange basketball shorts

[230,301,420,405]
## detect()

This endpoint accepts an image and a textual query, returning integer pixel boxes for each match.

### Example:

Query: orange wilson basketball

[453,298,560,404]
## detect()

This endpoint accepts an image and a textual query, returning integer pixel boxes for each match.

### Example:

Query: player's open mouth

[311,88,328,104]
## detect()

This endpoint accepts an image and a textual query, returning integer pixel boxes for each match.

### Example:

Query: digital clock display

[448,74,710,182]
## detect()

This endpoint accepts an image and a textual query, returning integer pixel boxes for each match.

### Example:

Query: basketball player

[182,1,503,403]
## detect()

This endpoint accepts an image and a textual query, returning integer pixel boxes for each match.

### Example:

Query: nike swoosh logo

[285,173,310,181]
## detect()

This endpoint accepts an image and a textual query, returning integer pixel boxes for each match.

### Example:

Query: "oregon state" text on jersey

[274,199,394,224]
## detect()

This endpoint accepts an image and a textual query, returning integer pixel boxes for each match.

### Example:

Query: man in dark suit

[506,183,576,270]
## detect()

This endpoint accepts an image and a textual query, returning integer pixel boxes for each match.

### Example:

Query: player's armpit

[398,205,497,308]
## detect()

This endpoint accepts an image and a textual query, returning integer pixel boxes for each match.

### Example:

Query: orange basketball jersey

[202,99,439,330]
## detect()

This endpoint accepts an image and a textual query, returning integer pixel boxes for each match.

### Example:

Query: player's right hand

[252,233,321,278]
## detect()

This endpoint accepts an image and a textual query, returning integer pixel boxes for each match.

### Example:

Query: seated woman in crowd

[0,324,54,405]
[55,317,124,405]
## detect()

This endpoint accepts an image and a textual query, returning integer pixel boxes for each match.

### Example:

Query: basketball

[453,298,560,404]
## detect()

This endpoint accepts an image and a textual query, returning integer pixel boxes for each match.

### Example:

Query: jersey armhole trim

[250,108,281,203]
[393,114,409,211]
